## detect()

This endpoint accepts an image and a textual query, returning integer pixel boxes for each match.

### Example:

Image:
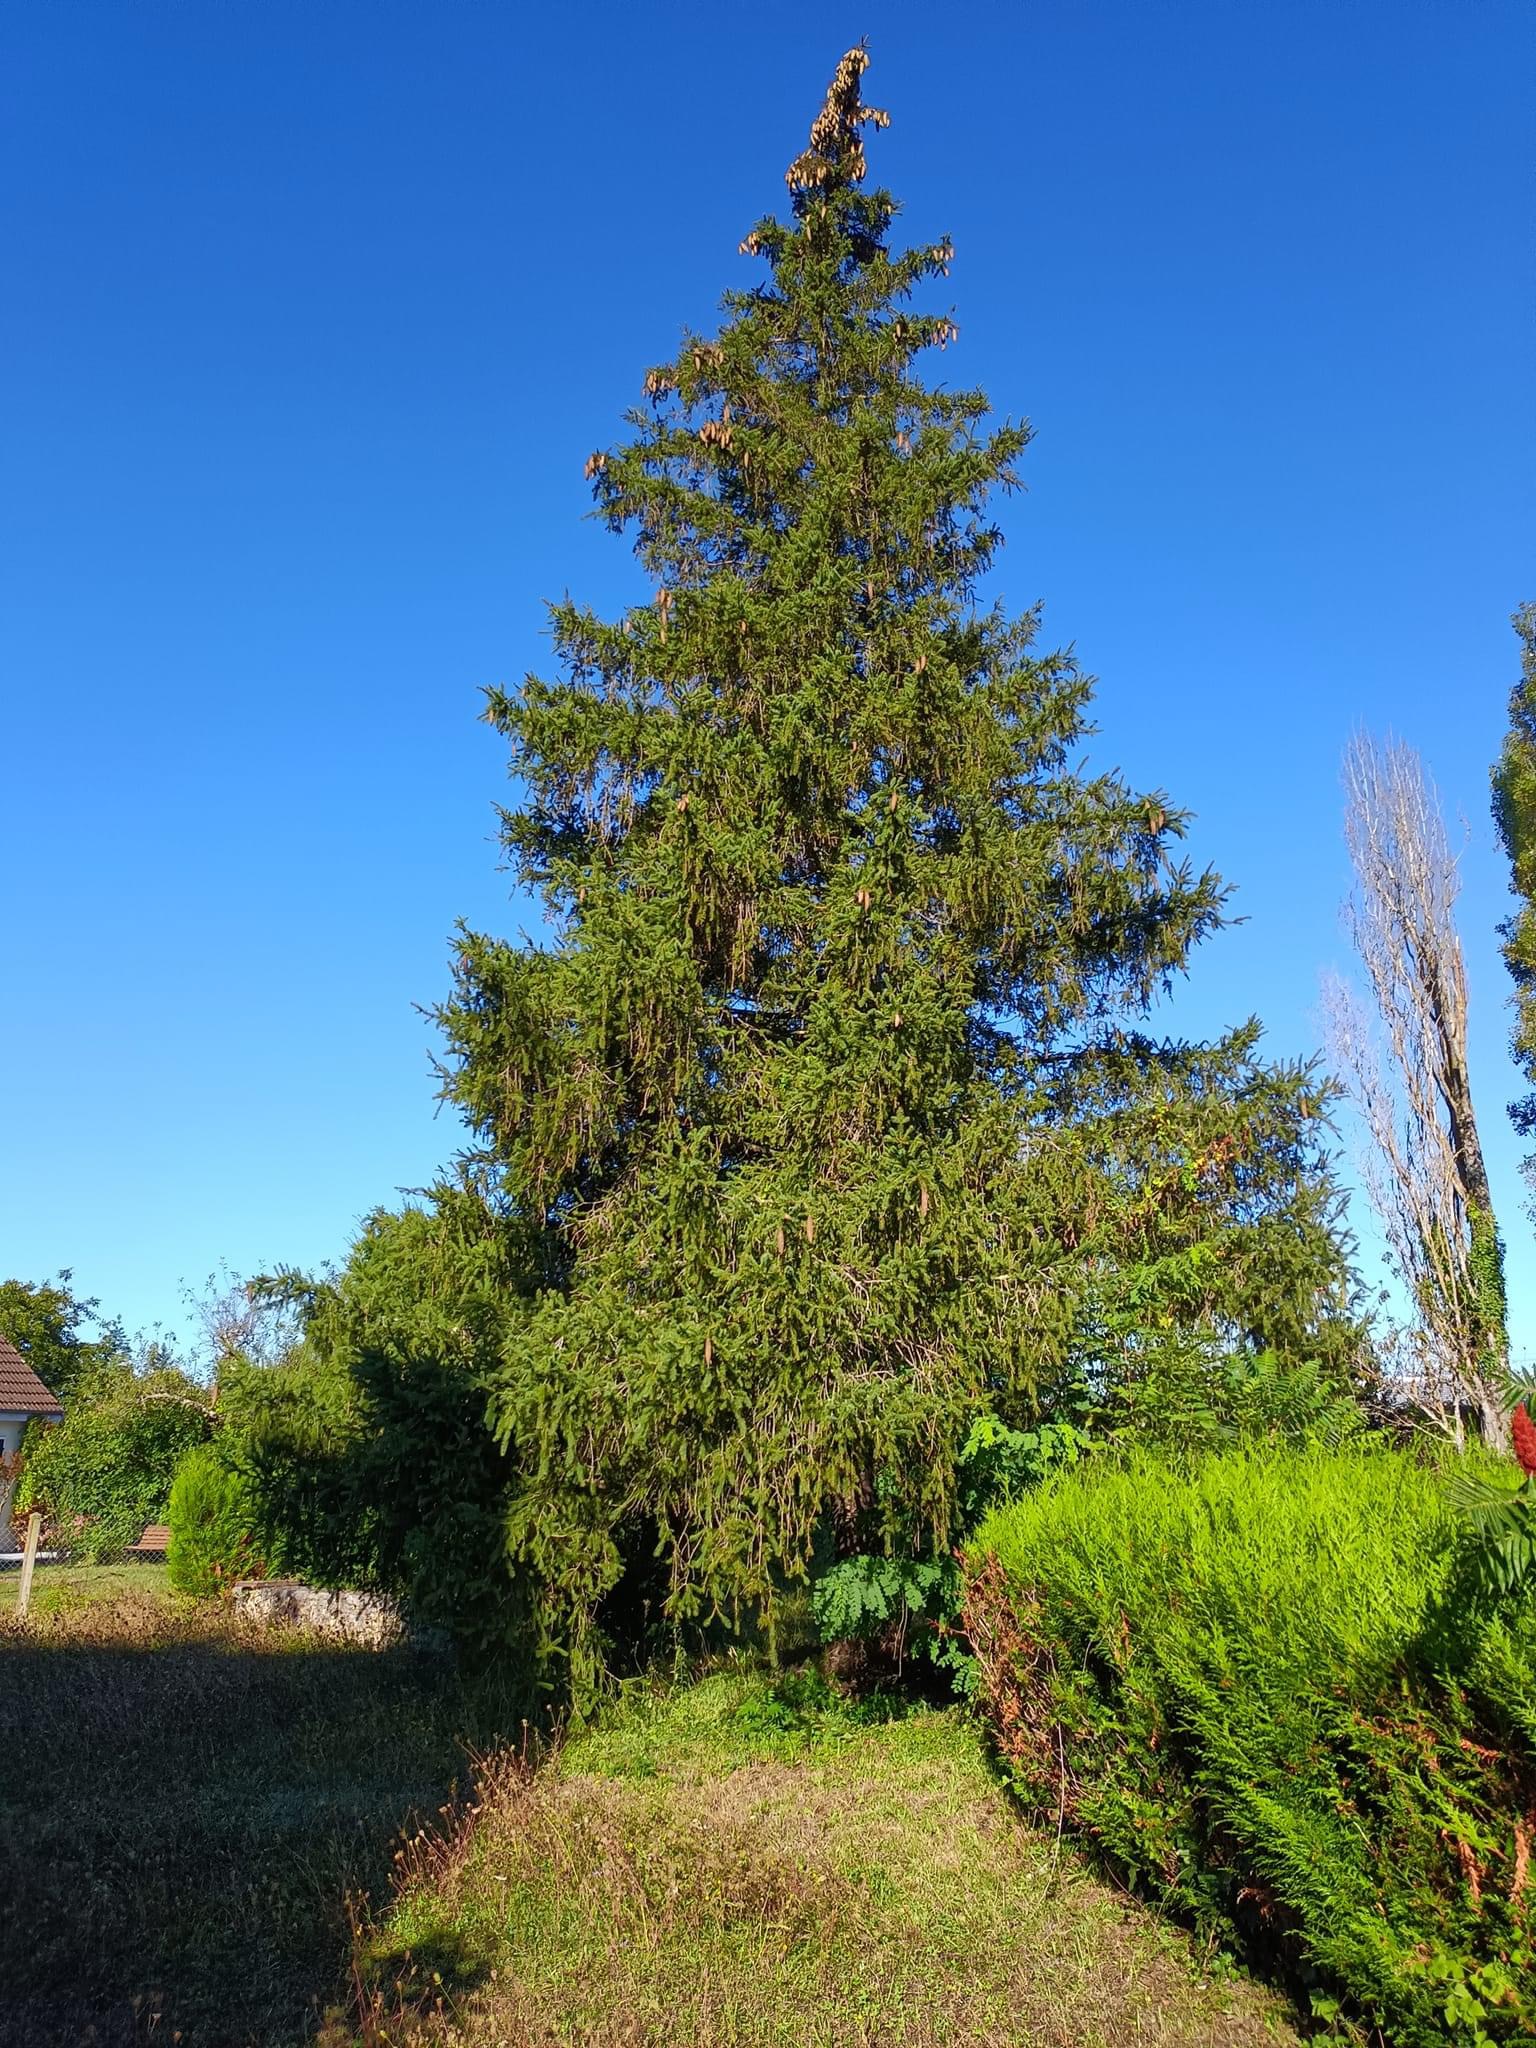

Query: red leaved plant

[1513,1401,1536,1479]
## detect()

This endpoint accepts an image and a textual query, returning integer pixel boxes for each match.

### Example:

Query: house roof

[0,1336,64,1415]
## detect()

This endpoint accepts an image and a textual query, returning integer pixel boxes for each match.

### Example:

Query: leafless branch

[1326,733,1507,1445]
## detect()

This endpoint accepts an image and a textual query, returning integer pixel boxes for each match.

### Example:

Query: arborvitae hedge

[966,1448,1536,2044]
[166,1441,264,1599]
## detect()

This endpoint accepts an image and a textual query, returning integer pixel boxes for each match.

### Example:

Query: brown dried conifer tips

[785,44,889,194]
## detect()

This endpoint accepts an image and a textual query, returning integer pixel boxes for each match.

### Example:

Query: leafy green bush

[966,1447,1536,2045]
[812,1416,1087,1692]
[17,1364,213,1560]
[166,1441,265,1597]
[217,1197,542,1676]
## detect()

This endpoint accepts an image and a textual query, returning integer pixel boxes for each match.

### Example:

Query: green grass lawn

[2,1587,1298,2048]
[355,1670,1301,2048]
[0,1556,172,1610]
[0,1582,505,2048]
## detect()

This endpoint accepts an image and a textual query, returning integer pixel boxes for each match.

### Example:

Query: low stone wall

[231,1580,409,1649]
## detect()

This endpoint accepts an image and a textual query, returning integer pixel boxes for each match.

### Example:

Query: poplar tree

[1493,604,1536,1173]
[439,49,1352,1678]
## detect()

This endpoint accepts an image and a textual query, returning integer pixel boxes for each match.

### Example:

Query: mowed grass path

[360,1673,1299,2048]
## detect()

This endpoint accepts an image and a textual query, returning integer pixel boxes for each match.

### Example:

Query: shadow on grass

[0,1597,512,2047]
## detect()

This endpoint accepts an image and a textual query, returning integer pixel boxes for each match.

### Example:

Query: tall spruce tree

[439,49,1353,1680]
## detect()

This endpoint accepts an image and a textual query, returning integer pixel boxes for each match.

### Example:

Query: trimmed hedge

[965,1448,1536,2044]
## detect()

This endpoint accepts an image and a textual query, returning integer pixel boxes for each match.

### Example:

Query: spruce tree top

[458,45,1223,1187]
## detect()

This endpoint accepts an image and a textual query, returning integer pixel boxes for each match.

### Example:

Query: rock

[230,1580,447,1652]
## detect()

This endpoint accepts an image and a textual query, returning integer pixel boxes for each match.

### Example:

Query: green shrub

[812,1415,1088,1694]
[966,1447,1536,2045]
[216,1200,540,1676]
[17,1364,213,1561]
[167,1442,265,1597]
[1110,1343,1369,1451]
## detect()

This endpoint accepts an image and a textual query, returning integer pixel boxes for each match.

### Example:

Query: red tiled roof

[0,1336,64,1415]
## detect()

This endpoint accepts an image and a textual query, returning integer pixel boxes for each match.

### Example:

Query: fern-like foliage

[1446,1466,1536,1604]
[812,1414,1088,1691]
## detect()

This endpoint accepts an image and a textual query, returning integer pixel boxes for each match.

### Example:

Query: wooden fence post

[16,1511,41,1619]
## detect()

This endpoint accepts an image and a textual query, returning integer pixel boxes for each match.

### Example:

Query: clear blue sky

[3,1,1532,1356]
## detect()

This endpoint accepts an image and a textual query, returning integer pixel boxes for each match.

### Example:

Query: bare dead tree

[1323,733,1508,1447]
[182,1265,307,1381]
